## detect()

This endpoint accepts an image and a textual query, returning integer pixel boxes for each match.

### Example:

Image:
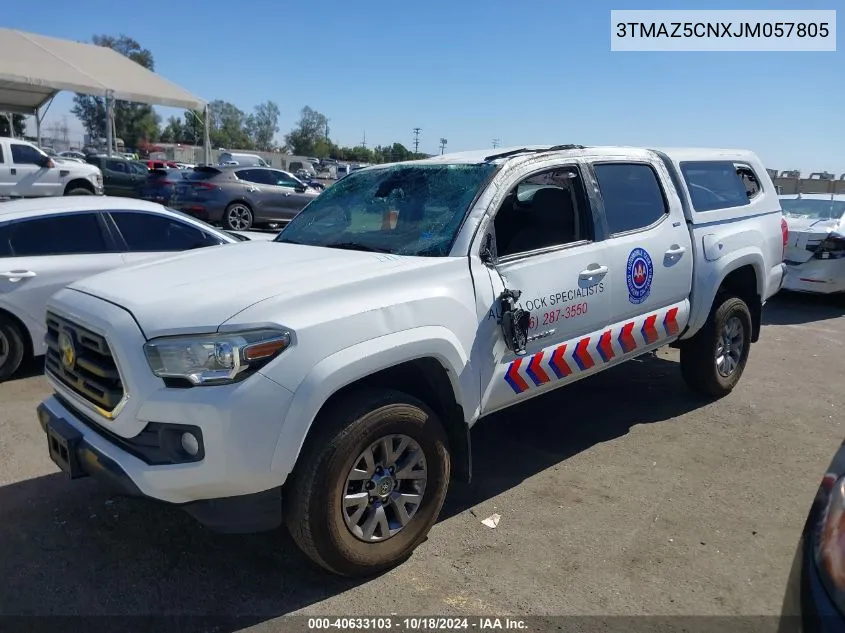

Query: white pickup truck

[37,145,787,577]
[0,137,103,198]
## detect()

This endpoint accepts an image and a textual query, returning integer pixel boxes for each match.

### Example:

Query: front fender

[683,247,765,339]
[267,326,473,479]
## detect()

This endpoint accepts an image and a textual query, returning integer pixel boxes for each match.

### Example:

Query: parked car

[0,137,103,198]
[146,159,179,170]
[168,165,320,230]
[218,152,270,167]
[58,151,88,162]
[781,194,845,294]
[138,167,187,204]
[0,197,265,380]
[84,154,149,197]
[781,438,845,632]
[294,169,326,190]
[35,145,786,577]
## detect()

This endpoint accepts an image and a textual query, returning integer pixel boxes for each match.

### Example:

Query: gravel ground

[0,291,843,630]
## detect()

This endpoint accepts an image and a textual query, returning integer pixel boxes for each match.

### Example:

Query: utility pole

[325,119,330,142]
[439,138,447,155]
[413,127,421,154]
[492,138,500,149]
[361,130,367,149]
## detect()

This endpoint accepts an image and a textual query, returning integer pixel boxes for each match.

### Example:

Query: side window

[235,169,267,184]
[271,171,300,187]
[110,212,221,252]
[493,166,592,258]
[10,143,45,165]
[106,159,128,173]
[593,163,669,235]
[0,145,4,164]
[737,165,761,199]
[5,214,107,256]
[680,161,753,212]
[0,223,11,257]
[129,162,149,176]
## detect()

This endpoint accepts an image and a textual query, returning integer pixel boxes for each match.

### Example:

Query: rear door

[108,210,228,265]
[9,142,61,197]
[103,159,134,196]
[0,212,122,351]
[586,159,694,358]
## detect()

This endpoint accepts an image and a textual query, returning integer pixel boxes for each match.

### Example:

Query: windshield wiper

[325,241,393,253]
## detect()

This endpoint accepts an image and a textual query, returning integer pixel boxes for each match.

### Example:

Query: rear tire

[284,389,450,577]
[680,295,752,398]
[65,187,93,196]
[0,315,26,382]
[223,202,253,231]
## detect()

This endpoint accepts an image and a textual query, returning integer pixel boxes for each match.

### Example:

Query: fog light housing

[181,432,200,457]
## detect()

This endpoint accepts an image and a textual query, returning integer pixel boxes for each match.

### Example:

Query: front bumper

[38,289,297,533]
[783,260,845,294]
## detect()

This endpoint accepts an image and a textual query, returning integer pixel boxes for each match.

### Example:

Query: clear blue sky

[6,0,843,173]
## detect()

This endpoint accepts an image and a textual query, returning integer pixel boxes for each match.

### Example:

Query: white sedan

[0,196,273,380]
[781,193,845,294]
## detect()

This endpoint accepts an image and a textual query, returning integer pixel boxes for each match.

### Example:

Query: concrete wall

[772,176,845,195]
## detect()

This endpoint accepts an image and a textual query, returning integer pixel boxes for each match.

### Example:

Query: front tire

[284,389,450,577]
[0,315,26,382]
[680,295,752,398]
[65,187,93,196]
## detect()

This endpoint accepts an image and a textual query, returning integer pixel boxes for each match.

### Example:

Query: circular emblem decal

[626,248,654,305]
[379,480,392,496]
[58,330,76,371]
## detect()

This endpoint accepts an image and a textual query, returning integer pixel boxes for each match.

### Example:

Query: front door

[588,160,694,359]
[0,213,122,347]
[9,142,61,197]
[474,163,612,416]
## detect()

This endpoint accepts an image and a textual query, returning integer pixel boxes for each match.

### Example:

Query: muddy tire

[284,389,450,577]
[680,295,752,398]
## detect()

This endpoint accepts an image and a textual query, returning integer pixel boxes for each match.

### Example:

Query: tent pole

[36,112,41,147]
[203,103,211,165]
[105,91,114,157]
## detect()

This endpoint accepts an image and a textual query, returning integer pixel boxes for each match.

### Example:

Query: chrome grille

[45,312,124,414]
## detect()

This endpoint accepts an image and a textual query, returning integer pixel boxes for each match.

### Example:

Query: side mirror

[498,288,530,356]
[41,155,54,168]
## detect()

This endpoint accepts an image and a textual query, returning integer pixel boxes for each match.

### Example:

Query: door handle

[10,168,16,175]
[579,264,608,279]
[0,270,36,281]
[665,244,687,256]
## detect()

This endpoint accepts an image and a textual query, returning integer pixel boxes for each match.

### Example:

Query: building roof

[0,28,205,114]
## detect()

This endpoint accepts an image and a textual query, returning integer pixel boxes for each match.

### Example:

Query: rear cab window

[593,163,669,235]
[680,161,761,212]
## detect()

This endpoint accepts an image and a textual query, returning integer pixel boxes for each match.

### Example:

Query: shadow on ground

[763,291,845,326]
[0,354,707,627]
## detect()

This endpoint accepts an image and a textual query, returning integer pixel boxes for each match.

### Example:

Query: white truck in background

[0,137,103,198]
[37,145,786,577]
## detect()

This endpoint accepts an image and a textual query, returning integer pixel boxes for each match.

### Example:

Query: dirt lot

[0,292,843,628]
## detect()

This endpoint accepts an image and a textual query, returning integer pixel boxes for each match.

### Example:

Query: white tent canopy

[0,28,209,159]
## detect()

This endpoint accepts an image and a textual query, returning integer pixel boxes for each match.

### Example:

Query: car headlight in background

[143,329,291,386]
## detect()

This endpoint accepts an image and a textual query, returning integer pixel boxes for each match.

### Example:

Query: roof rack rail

[483,144,586,162]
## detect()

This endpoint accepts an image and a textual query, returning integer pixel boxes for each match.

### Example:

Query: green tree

[285,106,328,156]
[207,100,253,149]
[70,35,160,148]
[159,116,184,143]
[246,101,280,151]
[0,114,26,137]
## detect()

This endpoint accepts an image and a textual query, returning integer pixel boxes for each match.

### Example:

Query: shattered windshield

[274,162,497,256]
[780,198,845,221]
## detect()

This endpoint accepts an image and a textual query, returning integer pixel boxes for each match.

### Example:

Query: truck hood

[784,215,842,264]
[67,242,438,338]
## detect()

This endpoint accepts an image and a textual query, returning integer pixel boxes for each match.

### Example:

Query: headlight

[143,329,291,386]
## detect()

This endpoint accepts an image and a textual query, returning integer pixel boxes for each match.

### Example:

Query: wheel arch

[271,327,475,486]
[0,304,35,363]
[683,250,764,342]
[63,179,95,195]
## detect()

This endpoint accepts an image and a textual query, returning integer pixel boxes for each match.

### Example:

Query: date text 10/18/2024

[307,617,528,630]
